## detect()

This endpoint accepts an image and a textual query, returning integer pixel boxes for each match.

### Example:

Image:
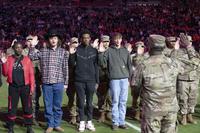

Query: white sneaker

[86,121,96,131]
[78,121,85,132]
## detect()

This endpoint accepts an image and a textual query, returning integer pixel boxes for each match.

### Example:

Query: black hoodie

[69,44,99,83]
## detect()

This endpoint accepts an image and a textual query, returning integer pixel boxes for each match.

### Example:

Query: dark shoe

[112,125,118,131]
[187,114,197,124]
[27,126,34,133]
[119,125,128,129]
[8,126,14,133]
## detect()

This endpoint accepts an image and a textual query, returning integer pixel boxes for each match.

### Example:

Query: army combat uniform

[97,63,112,122]
[131,41,149,120]
[28,48,42,123]
[170,36,199,125]
[67,53,77,124]
[131,34,199,133]
[97,35,112,122]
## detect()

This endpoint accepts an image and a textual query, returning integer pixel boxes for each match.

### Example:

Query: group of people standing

[0,28,199,133]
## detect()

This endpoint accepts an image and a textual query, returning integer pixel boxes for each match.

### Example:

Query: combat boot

[187,114,197,124]
[134,111,140,121]
[69,116,77,125]
[180,114,187,125]
[106,112,112,121]
[98,112,105,123]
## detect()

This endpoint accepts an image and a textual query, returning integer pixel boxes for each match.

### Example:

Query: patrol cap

[187,35,192,42]
[166,37,176,42]
[148,34,166,50]
[135,41,145,48]
[70,37,78,44]
[101,35,110,42]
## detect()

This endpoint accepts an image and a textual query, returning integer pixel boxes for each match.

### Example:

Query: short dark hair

[81,29,91,37]
[12,41,23,49]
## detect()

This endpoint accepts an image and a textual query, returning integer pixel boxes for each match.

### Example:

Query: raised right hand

[98,42,106,52]
[0,53,7,63]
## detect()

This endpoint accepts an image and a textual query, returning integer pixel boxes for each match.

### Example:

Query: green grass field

[0,78,200,133]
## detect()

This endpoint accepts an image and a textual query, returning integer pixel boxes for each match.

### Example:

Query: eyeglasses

[136,45,144,48]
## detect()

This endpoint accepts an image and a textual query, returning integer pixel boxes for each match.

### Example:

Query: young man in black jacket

[69,30,99,132]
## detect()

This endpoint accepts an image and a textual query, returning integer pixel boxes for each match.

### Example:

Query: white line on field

[125,121,141,132]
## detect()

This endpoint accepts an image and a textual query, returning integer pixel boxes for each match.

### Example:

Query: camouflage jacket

[132,54,182,117]
[170,47,199,81]
[131,48,200,117]
[131,53,149,70]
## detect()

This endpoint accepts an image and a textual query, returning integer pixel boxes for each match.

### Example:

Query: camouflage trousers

[178,80,199,114]
[131,86,140,111]
[141,112,177,133]
[32,81,42,119]
[67,83,77,117]
[97,82,112,112]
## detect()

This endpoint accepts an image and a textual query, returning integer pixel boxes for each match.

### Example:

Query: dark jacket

[98,45,132,80]
[69,44,99,83]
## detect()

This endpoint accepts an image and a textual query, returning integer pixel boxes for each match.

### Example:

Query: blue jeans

[42,83,64,128]
[110,78,129,126]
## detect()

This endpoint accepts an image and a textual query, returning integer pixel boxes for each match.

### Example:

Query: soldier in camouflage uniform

[163,37,178,57]
[131,41,148,120]
[170,35,199,125]
[67,37,79,124]
[28,35,42,125]
[131,34,199,133]
[97,35,112,123]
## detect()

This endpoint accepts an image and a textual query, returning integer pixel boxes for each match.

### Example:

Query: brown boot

[134,111,140,121]
[69,116,77,125]
[180,114,187,125]
[54,127,64,132]
[45,127,53,133]
[106,112,112,121]
[187,114,197,124]
[98,112,105,123]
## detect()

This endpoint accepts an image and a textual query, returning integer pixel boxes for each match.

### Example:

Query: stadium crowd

[0,0,200,133]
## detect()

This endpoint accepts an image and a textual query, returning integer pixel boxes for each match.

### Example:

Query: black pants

[7,85,33,126]
[32,81,41,119]
[75,82,96,121]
